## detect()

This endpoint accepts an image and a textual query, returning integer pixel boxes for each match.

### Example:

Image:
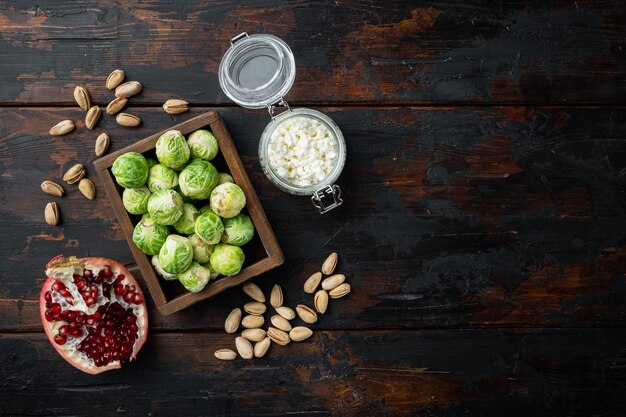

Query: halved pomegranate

[39,255,148,374]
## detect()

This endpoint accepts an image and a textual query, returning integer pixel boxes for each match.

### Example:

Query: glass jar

[218,32,346,213]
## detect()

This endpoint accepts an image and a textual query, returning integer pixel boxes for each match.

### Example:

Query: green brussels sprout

[179,159,218,200]
[188,233,214,264]
[198,205,214,214]
[158,234,193,274]
[194,212,224,244]
[178,262,211,292]
[188,129,219,161]
[217,173,234,185]
[201,262,220,280]
[173,203,200,235]
[156,130,190,170]
[151,255,178,281]
[210,243,245,276]
[146,158,158,169]
[147,189,184,225]
[122,186,151,215]
[210,183,246,218]
[174,186,196,204]
[221,214,255,246]
[132,217,169,255]
[147,164,179,193]
[112,152,149,188]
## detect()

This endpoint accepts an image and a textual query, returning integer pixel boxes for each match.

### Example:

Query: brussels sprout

[147,189,184,225]
[173,203,200,235]
[221,214,255,246]
[122,186,151,215]
[179,159,218,200]
[210,183,246,218]
[132,217,169,255]
[156,130,190,170]
[112,152,149,188]
[189,233,214,264]
[151,255,178,281]
[178,262,211,292]
[194,212,224,244]
[199,205,214,214]
[158,234,193,274]
[201,262,220,280]
[217,173,234,185]
[146,158,158,169]
[188,129,219,161]
[147,164,179,193]
[210,243,245,276]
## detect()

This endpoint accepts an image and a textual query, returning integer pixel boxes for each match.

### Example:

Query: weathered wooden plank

[1,329,626,416]
[0,107,625,331]
[0,1,625,104]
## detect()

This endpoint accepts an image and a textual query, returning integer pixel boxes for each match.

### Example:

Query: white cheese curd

[267,116,338,187]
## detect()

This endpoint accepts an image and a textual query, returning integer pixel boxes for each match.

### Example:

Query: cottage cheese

[268,116,338,187]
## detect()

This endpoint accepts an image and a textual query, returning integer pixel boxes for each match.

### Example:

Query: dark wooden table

[1,1,626,416]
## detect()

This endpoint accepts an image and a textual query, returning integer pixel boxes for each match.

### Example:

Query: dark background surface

[1,1,625,416]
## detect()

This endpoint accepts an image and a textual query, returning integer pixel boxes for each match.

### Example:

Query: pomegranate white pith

[40,255,148,374]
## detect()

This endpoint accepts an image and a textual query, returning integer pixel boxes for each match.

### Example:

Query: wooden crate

[94,111,284,315]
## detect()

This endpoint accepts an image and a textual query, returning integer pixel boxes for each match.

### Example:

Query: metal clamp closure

[230,32,249,45]
[311,184,343,214]
[267,99,291,120]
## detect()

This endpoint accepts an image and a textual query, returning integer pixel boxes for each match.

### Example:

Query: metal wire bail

[311,184,343,214]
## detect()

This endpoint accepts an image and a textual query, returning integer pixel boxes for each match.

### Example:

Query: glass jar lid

[218,33,296,109]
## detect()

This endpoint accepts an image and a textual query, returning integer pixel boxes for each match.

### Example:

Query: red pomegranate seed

[44,310,53,322]
[75,280,85,290]
[65,296,74,305]
[102,267,113,278]
[44,291,52,305]
[83,269,92,277]
[67,311,77,321]
[52,280,65,291]
[50,304,61,314]
[123,292,134,303]
[54,334,66,345]
[85,298,94,307]
[70,328,82,337]
[130,324,138,333]
[132,293,143,304]
[59,325,69,335]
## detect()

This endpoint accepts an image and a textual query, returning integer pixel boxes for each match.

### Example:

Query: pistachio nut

[62,163,85,184]
[78,178,96,200]
[49,120,75,136]
[116,112,141,127]
[321,252,338,275]
[243,282,265,302]
[95,133,110,157]
[106,69,125,90]
[106,97,128,115]
[270,284,283,308]
[163,99,189,115]
[115,81,142,98]
[253,337,271,358]
[44,202,59,226]
[296,304,318,324]
[41,180,64,197]
[73,86,91,111]
[85,106,101,130]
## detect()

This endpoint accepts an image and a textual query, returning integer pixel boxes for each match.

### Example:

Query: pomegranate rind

[40,255,149,375]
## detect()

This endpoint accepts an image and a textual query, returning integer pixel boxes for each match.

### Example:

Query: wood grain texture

[1,106,624,331]
[0,1,625,105]
[2,329,626,416]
